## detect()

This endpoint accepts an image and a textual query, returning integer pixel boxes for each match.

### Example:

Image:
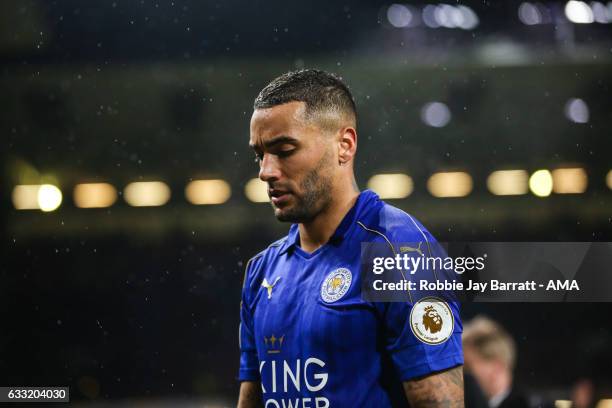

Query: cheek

[464,351,489,379]
[285,152,322,181]
[474,361,497,381]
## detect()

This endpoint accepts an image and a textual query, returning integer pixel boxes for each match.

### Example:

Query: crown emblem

[263,334,285,354]
[424,305,435,313]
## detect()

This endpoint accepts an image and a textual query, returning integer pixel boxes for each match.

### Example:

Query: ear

[337,126,357,166]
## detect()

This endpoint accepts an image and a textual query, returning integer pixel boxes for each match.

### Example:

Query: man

[238,69,464,407]
[462,316,529,408]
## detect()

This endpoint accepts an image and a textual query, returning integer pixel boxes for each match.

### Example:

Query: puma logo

[400,242,423,256]
[261,276,281,299]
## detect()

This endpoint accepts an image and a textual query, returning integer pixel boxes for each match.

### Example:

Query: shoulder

[356,198,435,245]
[241,235,288,289]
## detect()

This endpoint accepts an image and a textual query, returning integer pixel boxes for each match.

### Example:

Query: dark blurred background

[2,0,612,406]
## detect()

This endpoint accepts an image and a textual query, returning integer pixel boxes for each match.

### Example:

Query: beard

[273,149,334,223]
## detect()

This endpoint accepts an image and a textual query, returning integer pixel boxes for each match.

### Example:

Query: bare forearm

[237,381,262,408]
[403,365,464,408]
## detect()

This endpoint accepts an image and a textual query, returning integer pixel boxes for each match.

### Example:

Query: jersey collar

[279,189,380,255]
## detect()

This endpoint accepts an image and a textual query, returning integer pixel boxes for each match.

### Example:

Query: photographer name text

[372,279,580,292]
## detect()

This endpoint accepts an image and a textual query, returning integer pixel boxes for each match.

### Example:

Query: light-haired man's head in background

[462,316,517,405]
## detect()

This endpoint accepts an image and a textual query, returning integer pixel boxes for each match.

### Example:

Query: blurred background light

[244,178,269,203]
[124,181,171,207]
[607,170,612,190]
[555,401,573,408]
[185,179,231,205]
[367,173,413,199]
[37,184,63,212]
[435,4,458,28]
[387,4,413,28]
[457,5,479,29]
[12,185,42,210]
[595,399,612,408]
[422,5,440,28]
[590,1,610,23]
[564,98,590,123]
[529,170,553,197]
[565,1,595,23]
[73,183,117,208]
[518,2,543,25]
[421,102,451,127]
[421,4,479,29]
[427,171,473,198]
[552,168,588,194]
[77,376,101,400]
[487,170,529,196]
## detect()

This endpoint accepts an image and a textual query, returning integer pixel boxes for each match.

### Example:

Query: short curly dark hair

[253,69,357,129]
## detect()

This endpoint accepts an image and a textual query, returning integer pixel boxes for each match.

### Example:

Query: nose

[259,153,281,183]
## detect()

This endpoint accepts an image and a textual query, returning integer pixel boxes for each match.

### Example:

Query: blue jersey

[238,190,463,407]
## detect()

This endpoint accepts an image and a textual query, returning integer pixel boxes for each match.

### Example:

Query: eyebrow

[250,135,298,150]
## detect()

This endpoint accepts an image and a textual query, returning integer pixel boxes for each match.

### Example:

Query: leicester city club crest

[320,268,352,303]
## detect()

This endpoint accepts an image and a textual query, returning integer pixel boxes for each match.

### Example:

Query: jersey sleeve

[382,298,463,381]
[378,214,464,381]
[238,256,261,381]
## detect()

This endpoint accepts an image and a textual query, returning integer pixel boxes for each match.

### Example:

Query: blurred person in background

[571,378,595,408]
[237,69,464,407]
[463,316,529,408]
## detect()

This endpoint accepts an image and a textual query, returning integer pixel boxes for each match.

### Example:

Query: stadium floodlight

[421,102,451,128]
[435,4,458,28]
[427,172,473,198]
[387,4,413,28]
[124,181,171,207]
[564,1,594,23]
[367,173,413,199]
[38,184,63,212]
[244,178,269,203]
[590,1,610,23]
[518,2,543,25]
[529,170,553,197]
[74,183,117,208]
[13,184,63,212]
[185,179,231,205]
[12,185,42,210]
[564,98,589,123]
[487,170,529,196]
[457,5,479,29]
[594,399,612,408]
[422,5,440,28]
[552,168,588,194]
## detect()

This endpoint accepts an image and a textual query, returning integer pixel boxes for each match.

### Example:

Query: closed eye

[277,147,296,157]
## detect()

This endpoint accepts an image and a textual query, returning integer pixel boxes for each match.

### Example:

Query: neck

[298,179,359,253]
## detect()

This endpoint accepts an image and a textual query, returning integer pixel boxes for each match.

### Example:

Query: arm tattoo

[403,365,464,408]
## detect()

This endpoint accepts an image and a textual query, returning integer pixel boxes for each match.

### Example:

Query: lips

[269,188,291,205]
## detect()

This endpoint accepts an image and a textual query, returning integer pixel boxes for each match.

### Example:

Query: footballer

[237,69,464,407]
